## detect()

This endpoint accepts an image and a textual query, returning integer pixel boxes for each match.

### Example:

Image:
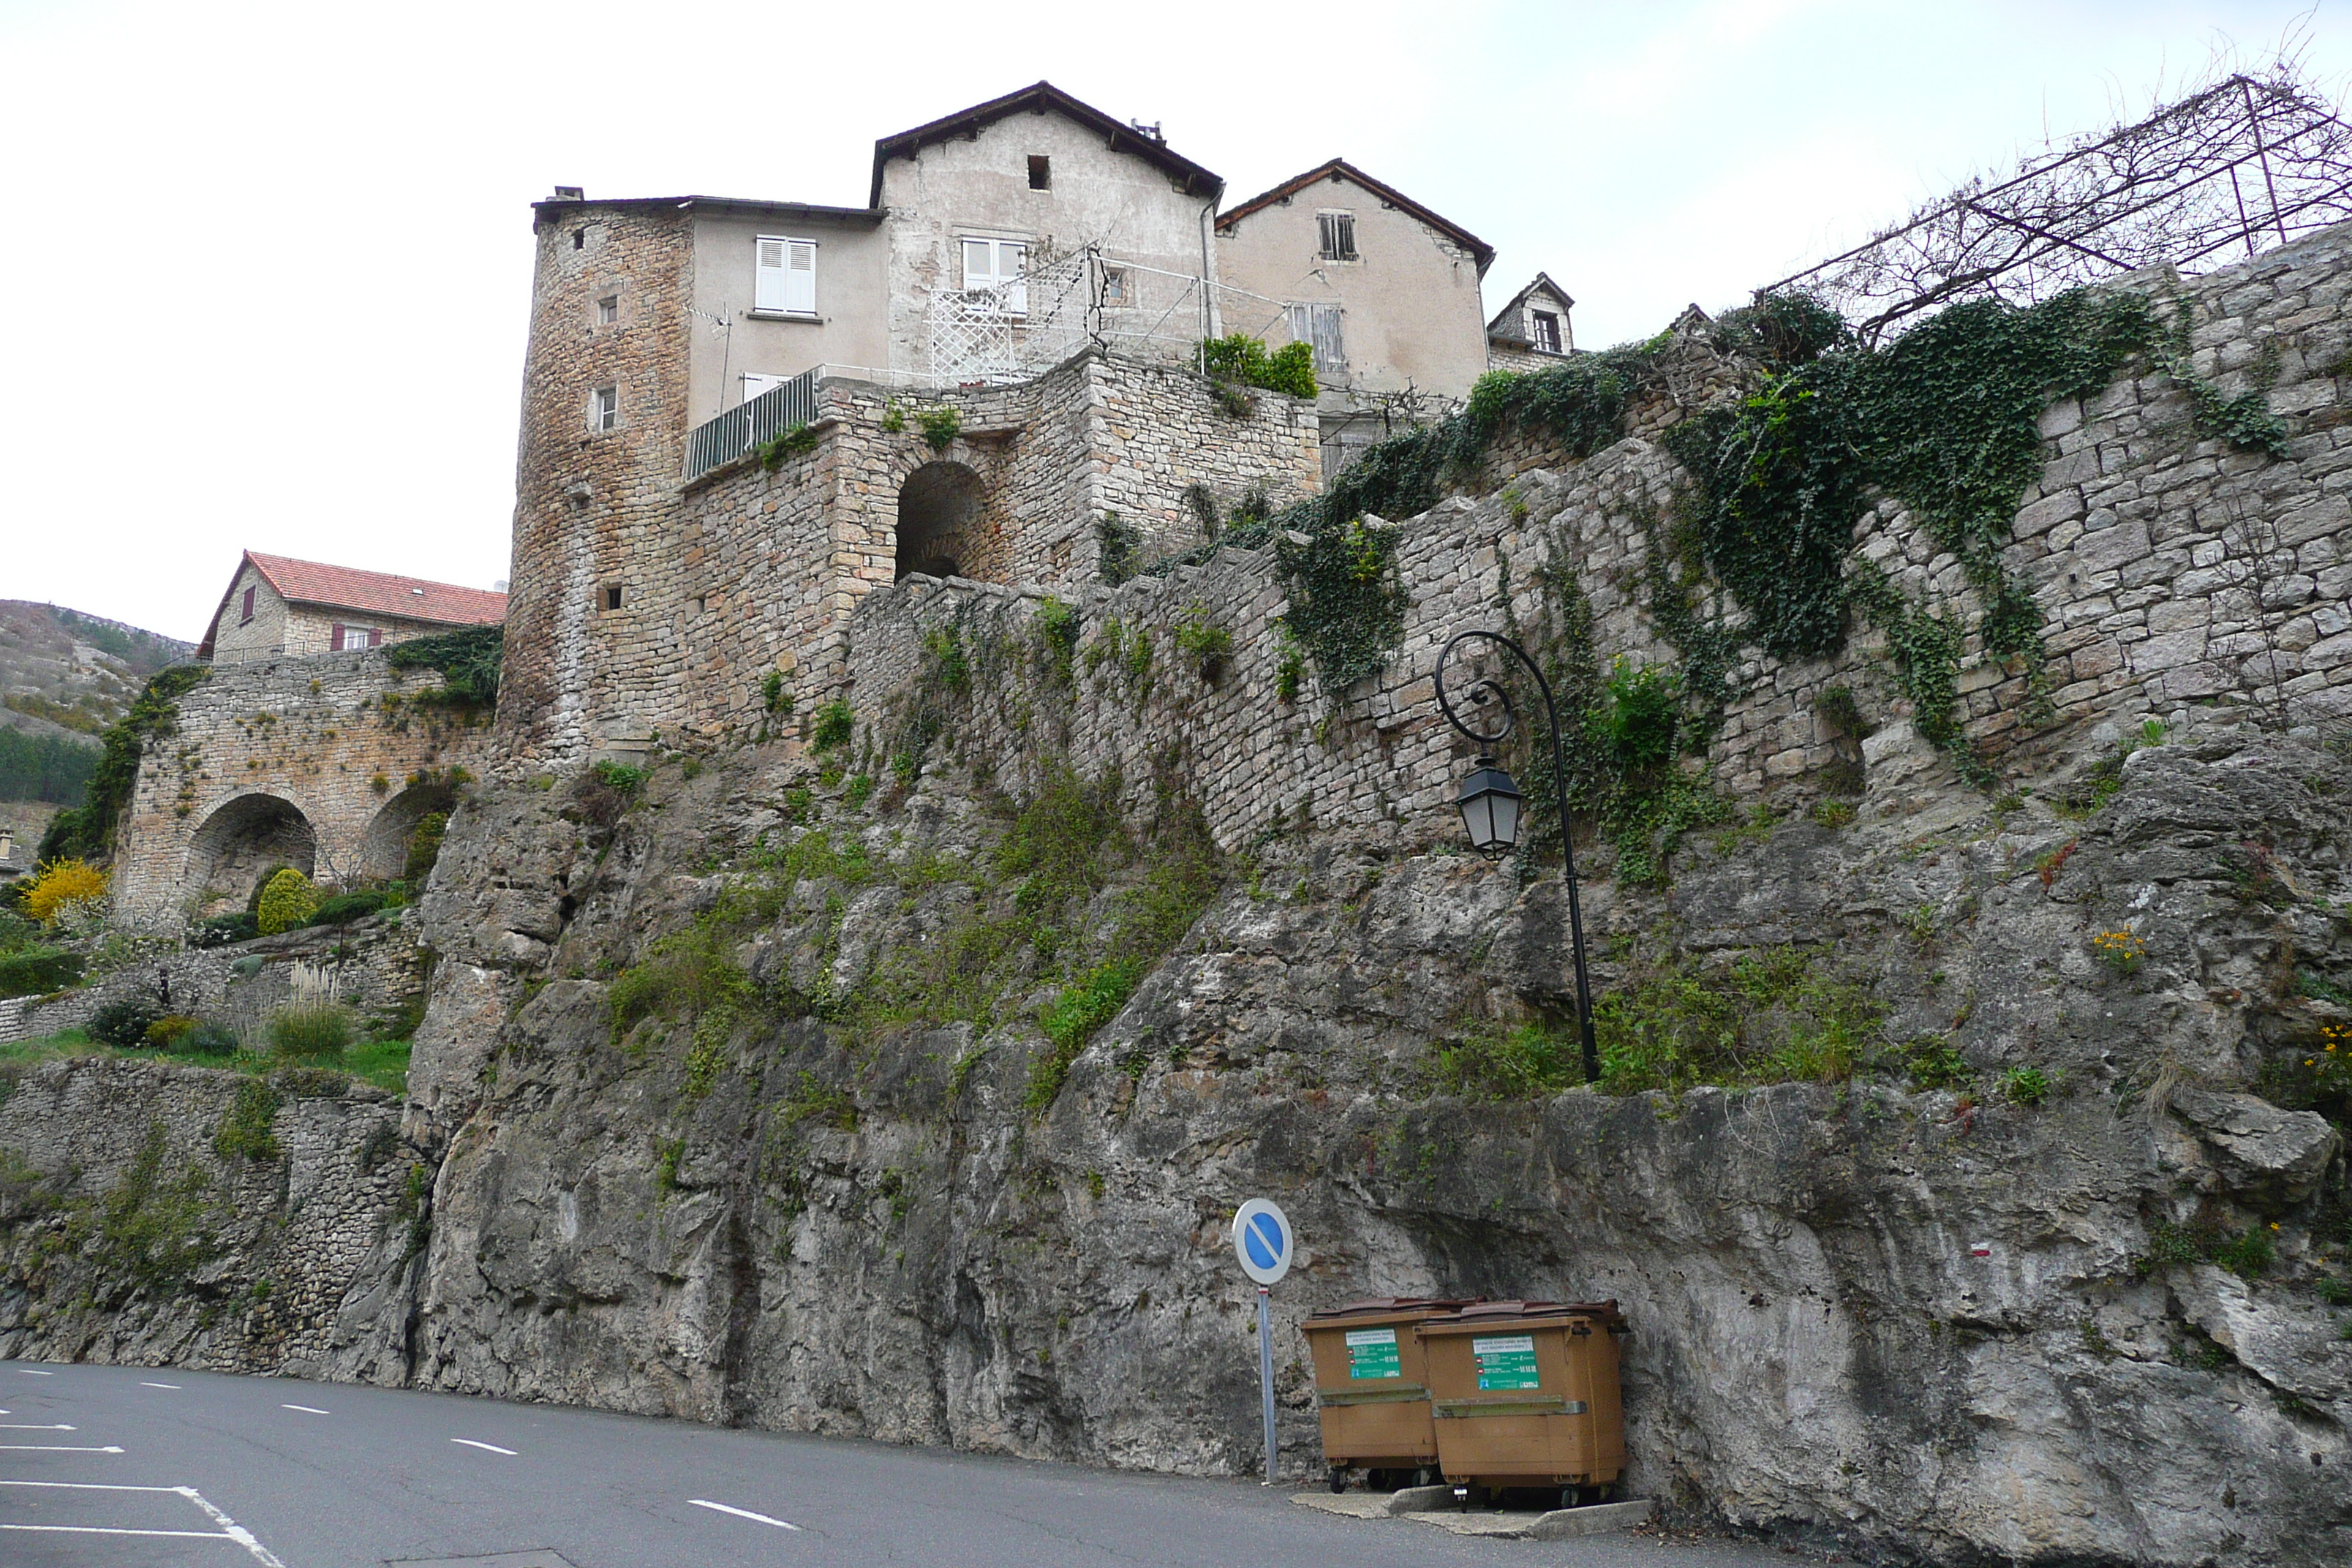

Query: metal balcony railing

[683,368,819,481]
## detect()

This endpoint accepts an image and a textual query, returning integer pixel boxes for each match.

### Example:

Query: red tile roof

[197,551,505,658]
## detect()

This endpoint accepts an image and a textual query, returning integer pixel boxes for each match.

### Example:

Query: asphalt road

[0,1358,1803,1567]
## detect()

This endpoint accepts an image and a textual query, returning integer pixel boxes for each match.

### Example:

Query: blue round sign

[1231,1198,1293,1285]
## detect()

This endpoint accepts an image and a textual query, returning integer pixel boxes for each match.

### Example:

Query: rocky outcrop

[359,720,2351,1567]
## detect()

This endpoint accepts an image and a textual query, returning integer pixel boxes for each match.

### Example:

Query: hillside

[0,600,191,807]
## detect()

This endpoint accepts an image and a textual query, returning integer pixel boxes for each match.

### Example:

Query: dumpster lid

[1421,1298,1626,1330]
[1305,1296,1480,1324]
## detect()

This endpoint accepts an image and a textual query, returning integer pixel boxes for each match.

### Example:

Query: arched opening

[894,461,988,582]
[359,783,458,883]
[185,793,317,915]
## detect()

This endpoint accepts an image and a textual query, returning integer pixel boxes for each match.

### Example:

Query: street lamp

[1433,629,1601,1085]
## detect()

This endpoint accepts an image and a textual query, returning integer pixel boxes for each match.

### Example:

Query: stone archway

[359,782,457,883]
[894,461,991,582]
[184,793,317,915]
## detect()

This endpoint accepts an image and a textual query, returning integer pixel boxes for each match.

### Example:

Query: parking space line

[18,1370,52,1376]
[0,1482,286,1566]
[450,1438,518,1455]
[0,1424,75,1431]
[279,1404,329,1414]
[690,1498,802,1531]
[0,1444,123,1452]
[140,1382,181,1390]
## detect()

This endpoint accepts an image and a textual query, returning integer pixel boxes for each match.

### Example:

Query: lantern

[1455,759,1523,853]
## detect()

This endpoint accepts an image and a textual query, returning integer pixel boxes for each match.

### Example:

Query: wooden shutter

[369,627,383,648]
[241,586,256,623]
[785,241,816,313]
[755,236,790,312]
[1313,305,1344,371]
[331,622,345,652]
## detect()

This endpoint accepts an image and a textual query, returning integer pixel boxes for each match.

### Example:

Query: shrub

[404,813,449,883]
[1173,608,1233,680]
[2001,1065,2054,1105]
[256,868,320,935]
[592,760,646,795]
[755,422,818,470]
[1200,333,1318,400]
[1597,659,1680,769]
[306,889,391,927]
[808,699,855,753]
[268,1002,353,1061]
[761,670,794,715]
[189,912,260,949]
[178,1022,241,1058]
[385,623,502,707]
[89,997,163,1048]
[143,1014,197,1050]
[1027,957,1145,1112]
[916,406,962,451]
[23,858,108,926]
[0,946,83,998]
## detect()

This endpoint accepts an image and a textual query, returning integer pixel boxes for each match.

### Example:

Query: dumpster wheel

[1327,1466,1347,1494]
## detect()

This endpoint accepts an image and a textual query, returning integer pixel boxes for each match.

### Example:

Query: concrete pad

[1403,1510,1540,1537]
[1384,1484,1455,1515]
[1288,1492,1393,1520]
[1529,1499,1658,1539]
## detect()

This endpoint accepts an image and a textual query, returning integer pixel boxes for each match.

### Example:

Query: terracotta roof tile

[244,552,507,627]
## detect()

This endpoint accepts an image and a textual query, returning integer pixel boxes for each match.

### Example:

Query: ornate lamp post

[1433,629,1600,1084]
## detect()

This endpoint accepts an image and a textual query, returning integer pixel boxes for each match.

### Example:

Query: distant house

[195,553,506,666]
[1487,273,1577,370]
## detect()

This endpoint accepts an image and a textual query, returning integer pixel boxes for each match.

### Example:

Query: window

[1028,155,1051,191]
[573,228,586,251]
[1531,311,1563,353]
[1317,211,1357,261]
[331,624,382,652]
[1100,266,1128,306]
[960,237,1028,312]
[1286,303,1346,374]
[592,386,618,432]
[598,294,619,325]
[603,584,623,611]
[754,235,817,315]
[239,586,256,625]
[693,595,709,615]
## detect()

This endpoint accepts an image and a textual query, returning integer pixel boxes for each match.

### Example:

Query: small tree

[256,868,320,935]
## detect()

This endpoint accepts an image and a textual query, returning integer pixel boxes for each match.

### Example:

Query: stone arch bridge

[110,649,499,927]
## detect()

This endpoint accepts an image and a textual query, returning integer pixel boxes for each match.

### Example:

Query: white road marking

[0,1482,286,1565]
[0,1444,122,1452]
[17,1370,52,1376]
[0,1423,74,1431]
[140,1382,181,1390]
[691,1498,803,1531]
[181,1485,291,1567]
[450,1438,518,1455]
[279,1403,329,1414]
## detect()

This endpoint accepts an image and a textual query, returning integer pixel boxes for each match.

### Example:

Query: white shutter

[1001,241,1027,314]
[742,373,787,404]
[1314,305,1345,370]
[755,236,789,312]
[785,241,816,314]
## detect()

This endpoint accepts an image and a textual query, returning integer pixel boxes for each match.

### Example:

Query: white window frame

[1531,310,1563,353]
[960,235,1028,314]
[591,385,618,432]
[755,235,818,317]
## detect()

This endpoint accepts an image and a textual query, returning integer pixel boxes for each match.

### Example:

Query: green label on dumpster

[1344,1328,1401,1379]
[1472,1333,1541,1391]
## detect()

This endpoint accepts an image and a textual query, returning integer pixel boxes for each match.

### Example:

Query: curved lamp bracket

[1433,629,1526,751]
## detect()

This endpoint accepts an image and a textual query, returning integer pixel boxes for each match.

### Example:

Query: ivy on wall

[387,625,503,709]
[37,666,210,864]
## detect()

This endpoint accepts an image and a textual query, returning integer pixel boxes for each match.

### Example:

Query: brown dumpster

[1303,1297,1476,1490]
[1418,1299,1627,1505]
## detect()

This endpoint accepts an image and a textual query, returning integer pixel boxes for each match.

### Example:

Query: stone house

[1214,159,1498,473]
[197,553,506,666]
[1485,273,1578,370]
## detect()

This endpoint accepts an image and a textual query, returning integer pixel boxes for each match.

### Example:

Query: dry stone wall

[842,225,2352,855]
[111,650,497,926]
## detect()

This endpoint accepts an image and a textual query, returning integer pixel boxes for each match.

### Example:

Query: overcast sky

[2,0,2345,641]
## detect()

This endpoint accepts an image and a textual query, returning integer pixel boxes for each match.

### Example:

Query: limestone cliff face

[363,717,2352,1567]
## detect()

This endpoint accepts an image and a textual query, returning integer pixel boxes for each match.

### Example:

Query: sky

[1,0,2345,642]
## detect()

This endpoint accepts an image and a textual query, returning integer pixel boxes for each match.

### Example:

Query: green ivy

[755,423,818,470]
[386,624,502,708]
[39,664,210,863]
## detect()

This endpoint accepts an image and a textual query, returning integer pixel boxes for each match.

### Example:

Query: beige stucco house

[196,552,507,665]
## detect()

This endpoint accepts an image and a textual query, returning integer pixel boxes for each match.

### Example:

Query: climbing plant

[387,624,502,708]
[37,664,209,863]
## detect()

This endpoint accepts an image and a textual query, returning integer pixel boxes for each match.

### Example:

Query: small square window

[592,386,618,432]
[573,228,586,251]
[603,584,623,611]
[598,295,619,325]
[1101,266,1127,306]
[1028,155,1051,191]
[1317,211,1357,261]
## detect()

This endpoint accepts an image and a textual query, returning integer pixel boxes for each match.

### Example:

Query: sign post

[1230,1198,1293,1485]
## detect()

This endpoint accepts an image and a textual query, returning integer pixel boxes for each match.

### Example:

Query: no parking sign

[1232,1198,1293,1482]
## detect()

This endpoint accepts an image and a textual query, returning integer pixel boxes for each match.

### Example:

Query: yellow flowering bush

[22,858,108,926]
[2302,1022,2352,1095]
[2090,930,2147,973]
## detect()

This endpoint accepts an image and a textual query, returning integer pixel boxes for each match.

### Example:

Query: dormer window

[1532,311,1562,353]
